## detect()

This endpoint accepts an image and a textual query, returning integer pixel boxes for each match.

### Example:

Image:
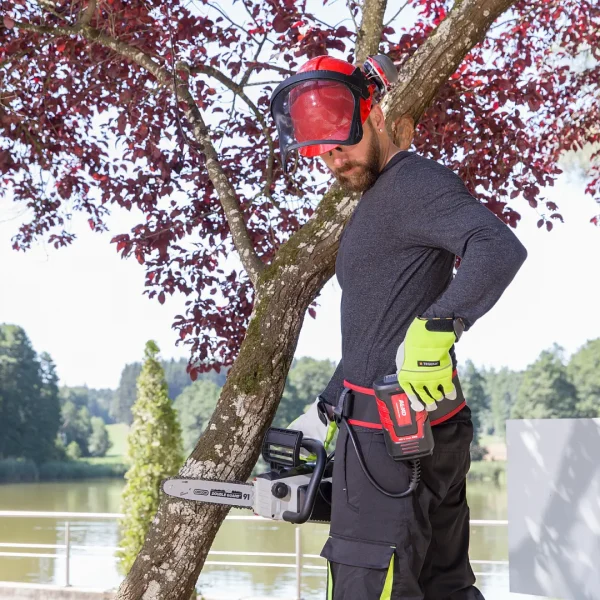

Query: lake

[0,477,520,599]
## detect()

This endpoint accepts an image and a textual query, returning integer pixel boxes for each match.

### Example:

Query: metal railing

[0,511,509,597]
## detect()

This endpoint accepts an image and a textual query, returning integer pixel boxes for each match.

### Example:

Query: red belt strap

[343,370,465,428]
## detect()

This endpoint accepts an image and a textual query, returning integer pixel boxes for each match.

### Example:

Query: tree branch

[354,0,388,64]
[385,0,411,27]
[78,0,96,27]
[381,0,519,130]
[188,63,277,203]
[245,61,294,77]
[13,18,266,286]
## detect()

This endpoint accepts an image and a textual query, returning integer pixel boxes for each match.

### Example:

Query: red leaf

[308,308,316,319]
[273,13,289,33]
[3,16,15,29]
[158,291,165,305]
[88,219,95,230]
[537,219,544,228]
[545,221,553,232]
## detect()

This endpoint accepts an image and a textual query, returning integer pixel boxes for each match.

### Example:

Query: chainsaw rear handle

[282,438,326,524]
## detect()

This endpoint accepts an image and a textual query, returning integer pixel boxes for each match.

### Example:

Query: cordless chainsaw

[162,428,333,524]
[163,376,435,520]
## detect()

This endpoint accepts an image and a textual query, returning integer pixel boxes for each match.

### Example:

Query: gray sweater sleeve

[399,159,528,328]
[320,360,344,406]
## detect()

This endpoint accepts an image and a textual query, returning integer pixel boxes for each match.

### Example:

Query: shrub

[0,458,39,483]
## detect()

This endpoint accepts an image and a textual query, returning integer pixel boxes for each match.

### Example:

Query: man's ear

[369,105,386,131]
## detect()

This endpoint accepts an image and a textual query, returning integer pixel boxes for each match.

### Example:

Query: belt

[343,369,466,429]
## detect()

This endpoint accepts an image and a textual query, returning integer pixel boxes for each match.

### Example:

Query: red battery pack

[372,374,435,460]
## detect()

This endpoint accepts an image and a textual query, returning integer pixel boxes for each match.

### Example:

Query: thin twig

[165,4,204,159]
[189,62,278,207]
[206,1,274,45]
[78,0,97,27]
[385,0,411,27]
[244,61,294,77]
[245,80,286,87]
[240,33,268,88]
[346,0,359,30]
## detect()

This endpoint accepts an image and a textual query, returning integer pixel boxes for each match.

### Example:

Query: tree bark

[116,1,518,598]
[354,0,388,64]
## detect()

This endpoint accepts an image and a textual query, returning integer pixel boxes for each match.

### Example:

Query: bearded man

[270,55,527,600]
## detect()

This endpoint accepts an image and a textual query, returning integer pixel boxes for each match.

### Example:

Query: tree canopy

[567,338,600,418]
[117,340,183,575]
[111,357,227,424]
[1,0,598,376]
[511,345,579,420]
[0,324,61,462]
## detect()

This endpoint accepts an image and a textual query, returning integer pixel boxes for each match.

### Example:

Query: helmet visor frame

[270,69,371,171]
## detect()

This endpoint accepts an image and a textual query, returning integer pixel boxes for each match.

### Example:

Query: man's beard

[334,126,381,193]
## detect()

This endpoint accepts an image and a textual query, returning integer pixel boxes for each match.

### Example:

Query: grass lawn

[106,423,130,458]
[78,423,130,468]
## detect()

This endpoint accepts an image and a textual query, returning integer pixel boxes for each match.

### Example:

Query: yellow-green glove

[395,317,462,412]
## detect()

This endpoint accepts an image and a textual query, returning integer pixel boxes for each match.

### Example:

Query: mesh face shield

[270,69,371,171]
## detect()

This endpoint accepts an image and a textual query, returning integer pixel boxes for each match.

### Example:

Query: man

[270,56,527,599]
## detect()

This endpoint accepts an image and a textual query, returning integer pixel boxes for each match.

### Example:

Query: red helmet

[270,56,375,169]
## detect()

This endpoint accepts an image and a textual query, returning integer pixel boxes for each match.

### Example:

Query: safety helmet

[269,55,397,171]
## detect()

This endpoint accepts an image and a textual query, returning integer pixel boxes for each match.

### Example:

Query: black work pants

[320,419,485,600]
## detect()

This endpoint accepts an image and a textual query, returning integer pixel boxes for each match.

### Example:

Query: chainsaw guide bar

[163,477,254,509]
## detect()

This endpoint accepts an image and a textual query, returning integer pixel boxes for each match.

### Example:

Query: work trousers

[320,419,485,600]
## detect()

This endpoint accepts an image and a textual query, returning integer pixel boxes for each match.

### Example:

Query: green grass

[80,455,127,466]
[106,423,129,458]
[69,422,130,478]
[0,424,131,484]
[39,460,127,480]
[0,458,128,483]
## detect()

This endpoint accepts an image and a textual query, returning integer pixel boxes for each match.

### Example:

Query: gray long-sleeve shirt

[321,151,527,410]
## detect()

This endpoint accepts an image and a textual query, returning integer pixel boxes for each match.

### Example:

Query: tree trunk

[116,1,518,598]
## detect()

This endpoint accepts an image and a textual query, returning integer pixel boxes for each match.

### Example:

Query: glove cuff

[419,316,465,341]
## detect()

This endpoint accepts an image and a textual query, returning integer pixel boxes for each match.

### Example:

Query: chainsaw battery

[372,374,435,460]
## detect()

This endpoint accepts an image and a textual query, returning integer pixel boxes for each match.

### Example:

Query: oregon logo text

[193,489,209,496]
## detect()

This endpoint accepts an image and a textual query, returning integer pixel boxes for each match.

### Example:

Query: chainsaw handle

[282,438,326,524]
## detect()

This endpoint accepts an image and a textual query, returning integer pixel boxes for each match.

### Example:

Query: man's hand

[288,397,337,458]
[396,317,461,412]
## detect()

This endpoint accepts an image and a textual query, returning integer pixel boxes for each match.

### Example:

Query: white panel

[507,419,600,600]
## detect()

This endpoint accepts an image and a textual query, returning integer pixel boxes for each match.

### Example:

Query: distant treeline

[2,320,599,479]
[461,340,600,443]
[0,324,113,466]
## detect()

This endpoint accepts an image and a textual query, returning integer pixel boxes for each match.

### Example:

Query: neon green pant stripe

[379,554,395,599]
[327,562,333,600]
